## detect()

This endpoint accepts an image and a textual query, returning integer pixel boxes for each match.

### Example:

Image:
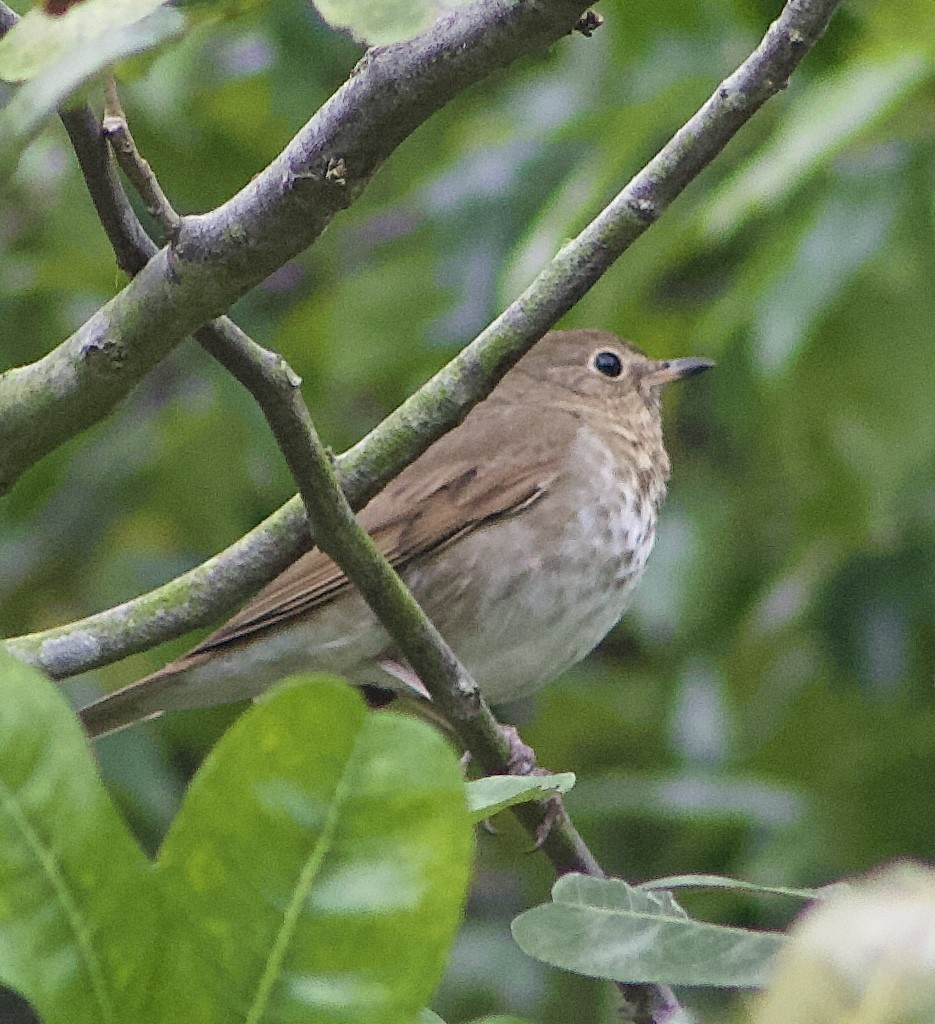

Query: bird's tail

[79,670,173,738]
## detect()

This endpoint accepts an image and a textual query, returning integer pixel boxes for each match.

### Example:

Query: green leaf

[702,53,930,239]
[417,1011,446,1024]
[0,652,156,1024]
[0,0,180,81]
[553,873,688,919]
[0,5,184,176]
[312,0,473,46]
[156,675,474,1024]
[512,873,785,988]
[639,874,842,902]
[465,772,575,822]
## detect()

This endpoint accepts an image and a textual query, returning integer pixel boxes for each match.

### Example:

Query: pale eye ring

[592,350,623,378]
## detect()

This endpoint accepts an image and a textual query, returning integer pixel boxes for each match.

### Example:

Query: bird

[80,329,712,737]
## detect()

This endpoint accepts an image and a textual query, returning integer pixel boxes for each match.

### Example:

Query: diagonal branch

[4,0,844,682]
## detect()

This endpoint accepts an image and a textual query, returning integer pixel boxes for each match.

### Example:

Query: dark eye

[592,350,623,378]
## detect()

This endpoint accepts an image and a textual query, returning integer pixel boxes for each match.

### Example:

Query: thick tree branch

[4,0,843,681]
[0,0,595,493]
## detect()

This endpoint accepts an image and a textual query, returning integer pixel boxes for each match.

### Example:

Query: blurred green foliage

[0,656,475,1024]
[2,0,935,1020]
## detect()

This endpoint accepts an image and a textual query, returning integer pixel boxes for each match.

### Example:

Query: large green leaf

[0,652,156,1024]
[156,675,474,1024]
[512,873,784,988]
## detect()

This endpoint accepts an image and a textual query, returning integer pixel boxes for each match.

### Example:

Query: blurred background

[1,0,934,1019]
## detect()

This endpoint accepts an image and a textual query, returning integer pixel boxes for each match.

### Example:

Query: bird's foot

[498,724,566,848]
[532,795,565,850]
[500,723,537,775]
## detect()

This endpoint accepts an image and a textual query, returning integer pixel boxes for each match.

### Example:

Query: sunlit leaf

[755,865,935,1024]
[0,0,181,81]
[0,5,183,176]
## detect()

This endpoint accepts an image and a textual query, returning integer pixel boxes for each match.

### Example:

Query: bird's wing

[185,407,575,657]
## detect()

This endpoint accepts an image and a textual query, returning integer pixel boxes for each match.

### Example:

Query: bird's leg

[365,673,563,846]
[498,724,566,849]
[532,793,566,850]
[500,723,537,775]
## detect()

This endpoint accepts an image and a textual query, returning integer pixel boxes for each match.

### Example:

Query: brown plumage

[80,330,711,736]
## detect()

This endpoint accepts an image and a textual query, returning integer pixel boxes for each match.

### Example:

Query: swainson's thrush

[80,330,711,736]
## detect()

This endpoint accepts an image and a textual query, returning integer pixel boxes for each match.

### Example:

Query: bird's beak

[642,356,715,387]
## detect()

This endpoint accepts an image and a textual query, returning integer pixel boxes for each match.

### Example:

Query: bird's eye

[592,350,623,378]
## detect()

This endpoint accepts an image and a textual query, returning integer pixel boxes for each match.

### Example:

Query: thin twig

[101,75,180,237]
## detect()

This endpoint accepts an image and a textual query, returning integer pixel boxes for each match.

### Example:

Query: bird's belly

[406,482,656,704]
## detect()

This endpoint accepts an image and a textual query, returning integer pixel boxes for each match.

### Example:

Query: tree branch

[0,0,15,33]
[101,75,180,237]
[4,0,844,681]
[0,0,595,494]
[58,100,156,276]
